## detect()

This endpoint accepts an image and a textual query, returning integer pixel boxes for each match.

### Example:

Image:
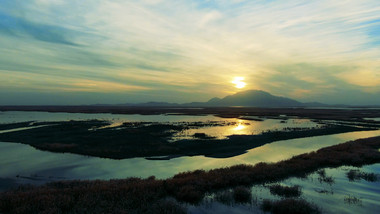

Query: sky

[0,0,379,105]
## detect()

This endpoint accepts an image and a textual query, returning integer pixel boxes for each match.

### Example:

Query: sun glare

[232,77,246,89]
[233,123,246,131]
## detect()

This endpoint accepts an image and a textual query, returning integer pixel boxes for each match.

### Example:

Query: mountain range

[109,90,328,108]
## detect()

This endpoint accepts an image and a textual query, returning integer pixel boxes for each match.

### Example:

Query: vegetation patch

[214,190,234,205]
[314,189,333,194]
[261,198,320,214]
[232,186,252,203]
[193,132,215,139]
[346,169,378,182]
[269,184,302,198]
[316,169,335,185]
[344,195,362,206]
[147,199,187,214]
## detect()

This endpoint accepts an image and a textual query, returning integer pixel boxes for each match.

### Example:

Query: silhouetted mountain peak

[208,97,222,103]
[101,89,327,108]
[223,90,272,99]
[206,90,303,107]
[235,90,271,96]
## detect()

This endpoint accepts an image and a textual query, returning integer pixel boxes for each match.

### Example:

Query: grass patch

[269,184,302,198]
[147,199,187,214]
[233,186,252,203]
[314,189,333,194]
[316,169,335,185]
[214,186,252,205]
[261,198,320,214]
[214,190,234,205]
[344,195,362,206]
[346,169,378,182]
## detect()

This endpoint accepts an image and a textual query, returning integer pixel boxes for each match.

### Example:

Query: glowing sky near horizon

[0,0,379,105]
[232,77,246,89]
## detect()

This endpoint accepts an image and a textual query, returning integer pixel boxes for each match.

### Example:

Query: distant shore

[1,106,380,122]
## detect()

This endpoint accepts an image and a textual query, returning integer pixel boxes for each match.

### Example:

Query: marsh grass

[147,199,187,214]
[346,169,378,182]
[314,189,333,194]
[233,186,252,203]
[214,190,234,205]
[269,184,302,198]
[261,198,320,214]
[344,195,362,206]
[316,169,335,185]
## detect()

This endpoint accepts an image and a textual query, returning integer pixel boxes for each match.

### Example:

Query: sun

[232,77,246,89]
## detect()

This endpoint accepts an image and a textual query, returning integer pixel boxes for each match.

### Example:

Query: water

[0,111,320,141]
[190,164,380,214]
[364,117,380,122]
[172,118,319,140]
[281,165,380,214]
[0,125,51,134]
[0,111,379,184]
[0,111,223,123]
[1,129,379,186]
[0,111,379,213]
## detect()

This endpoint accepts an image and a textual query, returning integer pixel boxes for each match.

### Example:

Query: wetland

[0,107,380,213]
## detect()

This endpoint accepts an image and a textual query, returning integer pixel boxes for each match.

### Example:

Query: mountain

[133,102,180,107]
[199,90,304,107]
[94,90,327,107]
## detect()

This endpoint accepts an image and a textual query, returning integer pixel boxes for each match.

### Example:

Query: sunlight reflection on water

[0,111,321,141]
[171,118,319,141]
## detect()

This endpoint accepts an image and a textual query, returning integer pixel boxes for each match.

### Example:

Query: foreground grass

[262,198,320,214]
[1,136,380,214]
[346,169,378,182]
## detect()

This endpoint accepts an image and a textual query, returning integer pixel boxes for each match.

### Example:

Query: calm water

[0,111,379,213]
[365,117,380,122]
[189,164,380,214]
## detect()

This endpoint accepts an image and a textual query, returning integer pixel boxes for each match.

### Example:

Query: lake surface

[0,111,379,213]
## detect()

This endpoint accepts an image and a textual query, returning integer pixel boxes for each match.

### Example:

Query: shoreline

[1,106,380,122]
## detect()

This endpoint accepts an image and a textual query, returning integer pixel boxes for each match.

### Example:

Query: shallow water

[0,125,51,134]
[189,164,380,214]
[0,111,223,123]
[172,118,319,140]
[285,165,380,214]
[364,117,380,122]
